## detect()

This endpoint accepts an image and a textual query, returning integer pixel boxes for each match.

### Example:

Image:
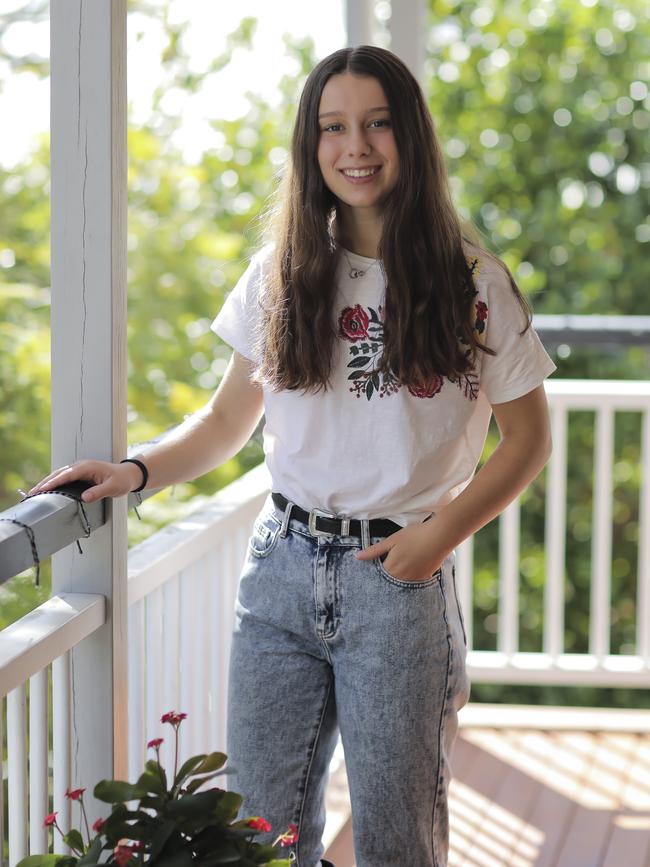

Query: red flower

[278,822,299,846]
[114,844,136,867]
[65,787,86,801]
[92,817,106,834]
[147,737,164,749]
[247,816,272,833]
[161,711,187,726]
[407,375,444,399]
[44,812,58,827]
[339,305,370,341]
[475,301,488,322]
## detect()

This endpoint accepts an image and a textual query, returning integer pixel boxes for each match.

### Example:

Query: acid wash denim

[225,494,471,867]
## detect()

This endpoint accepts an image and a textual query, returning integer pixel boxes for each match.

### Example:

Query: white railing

[126,463,269,779]
[462,380,650,686]
[0,595,106,865]
[2,379,650,864]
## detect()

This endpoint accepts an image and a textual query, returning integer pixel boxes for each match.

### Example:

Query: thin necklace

[340,246,381,280]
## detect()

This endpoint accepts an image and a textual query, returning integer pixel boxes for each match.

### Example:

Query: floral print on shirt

[339,303,402,399]
[338,255,487,401]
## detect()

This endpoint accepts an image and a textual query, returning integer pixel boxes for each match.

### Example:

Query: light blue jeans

[226,495,470,867]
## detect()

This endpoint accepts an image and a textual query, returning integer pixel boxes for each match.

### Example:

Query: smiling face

[317,73,400,220]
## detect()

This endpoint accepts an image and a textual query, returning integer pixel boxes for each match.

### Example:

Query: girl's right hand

[27,460,143,504]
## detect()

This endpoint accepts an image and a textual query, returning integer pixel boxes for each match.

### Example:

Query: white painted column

[50,0,128,832]
[389,0,426,85]
[345,0,375,46]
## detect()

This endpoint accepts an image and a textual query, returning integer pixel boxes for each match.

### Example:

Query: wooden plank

[317,720,650,867]
[600,734,650,867]
[459,703,650,732]
[448,730,513,865]
[552,732,630,866]
[452,729,543,866]
[515,731,597,867]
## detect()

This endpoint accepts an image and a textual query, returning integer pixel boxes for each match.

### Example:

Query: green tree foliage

[1,1,650,709]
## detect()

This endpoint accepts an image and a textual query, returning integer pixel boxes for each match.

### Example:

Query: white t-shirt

[210,242,557,526]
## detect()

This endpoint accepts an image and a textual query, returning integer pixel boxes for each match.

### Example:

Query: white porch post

[50,0,128,835]
[389,0,426,85]
[345,0,375,46]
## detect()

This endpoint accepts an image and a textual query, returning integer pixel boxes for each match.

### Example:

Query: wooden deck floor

[323,704,650,867]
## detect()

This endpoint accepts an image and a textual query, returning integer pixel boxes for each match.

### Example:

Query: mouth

[339,166,381,178]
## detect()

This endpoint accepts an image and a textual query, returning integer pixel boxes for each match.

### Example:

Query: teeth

[342,167,379,178]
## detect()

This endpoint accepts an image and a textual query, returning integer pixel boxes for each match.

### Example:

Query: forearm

[129,405,256,492]
[432,432,552,558]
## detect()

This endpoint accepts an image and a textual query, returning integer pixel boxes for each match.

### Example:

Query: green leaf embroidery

[348,356,370,368]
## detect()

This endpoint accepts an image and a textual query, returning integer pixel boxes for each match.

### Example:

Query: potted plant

[19,711,297,866]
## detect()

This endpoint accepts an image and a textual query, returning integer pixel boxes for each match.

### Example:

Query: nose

[346,124,371,158]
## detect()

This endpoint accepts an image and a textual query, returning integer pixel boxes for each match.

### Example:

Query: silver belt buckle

[308,507,350,537]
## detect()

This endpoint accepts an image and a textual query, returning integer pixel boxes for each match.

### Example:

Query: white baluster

[128,600,145,781]
[637,410,650,661]
[498,499,520,656]
[7,685,28,864]
[545,401,568,657]
[52,653,71,855]
[591,406,614,659]
[29,669,49,854]
[162,575,181,774]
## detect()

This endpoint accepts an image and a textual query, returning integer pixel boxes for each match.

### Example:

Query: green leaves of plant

[94,780,144,804]
[62,830,85,854]
[76,837,103,866]
[173,751,227,789]
[12,857,69,867]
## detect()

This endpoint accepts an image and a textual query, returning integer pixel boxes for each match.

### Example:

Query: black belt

[271,492,403,539]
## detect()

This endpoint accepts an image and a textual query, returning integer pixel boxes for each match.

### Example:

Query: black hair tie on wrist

[120,458,148,493]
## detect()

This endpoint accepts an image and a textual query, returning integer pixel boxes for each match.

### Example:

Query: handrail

[0,451,165,585]
[534,313,650,347]
[0,593,105,697]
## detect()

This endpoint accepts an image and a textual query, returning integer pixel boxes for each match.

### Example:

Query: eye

[321,123,343,133]
[370,118,391,128]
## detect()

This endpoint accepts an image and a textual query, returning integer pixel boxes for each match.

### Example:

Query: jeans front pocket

[248,513,282,559]
[375,553,443,589]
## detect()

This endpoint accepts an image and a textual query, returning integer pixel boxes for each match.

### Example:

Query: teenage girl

[30,45,556,867]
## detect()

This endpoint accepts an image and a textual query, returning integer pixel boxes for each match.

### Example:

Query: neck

[334,206,382,259]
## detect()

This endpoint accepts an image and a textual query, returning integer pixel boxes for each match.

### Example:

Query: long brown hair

[254,45,532,393]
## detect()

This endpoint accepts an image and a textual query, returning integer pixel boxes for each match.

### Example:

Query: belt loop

[360,518,370,550]
[280,500,294,538]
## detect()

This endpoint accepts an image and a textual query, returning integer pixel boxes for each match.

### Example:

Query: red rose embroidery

[475,301,488,321]
[339,305,370,341]
[407,375,444,399]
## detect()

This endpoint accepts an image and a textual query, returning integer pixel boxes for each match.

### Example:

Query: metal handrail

[533,314,650,348]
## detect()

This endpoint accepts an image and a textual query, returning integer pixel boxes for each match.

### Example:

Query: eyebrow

[317,105,390,119]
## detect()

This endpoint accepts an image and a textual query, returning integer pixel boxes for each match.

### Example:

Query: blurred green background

[1,0,649,711]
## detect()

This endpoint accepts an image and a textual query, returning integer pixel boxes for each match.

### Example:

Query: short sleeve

[479,264,557,405]
[210,245,273,364]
